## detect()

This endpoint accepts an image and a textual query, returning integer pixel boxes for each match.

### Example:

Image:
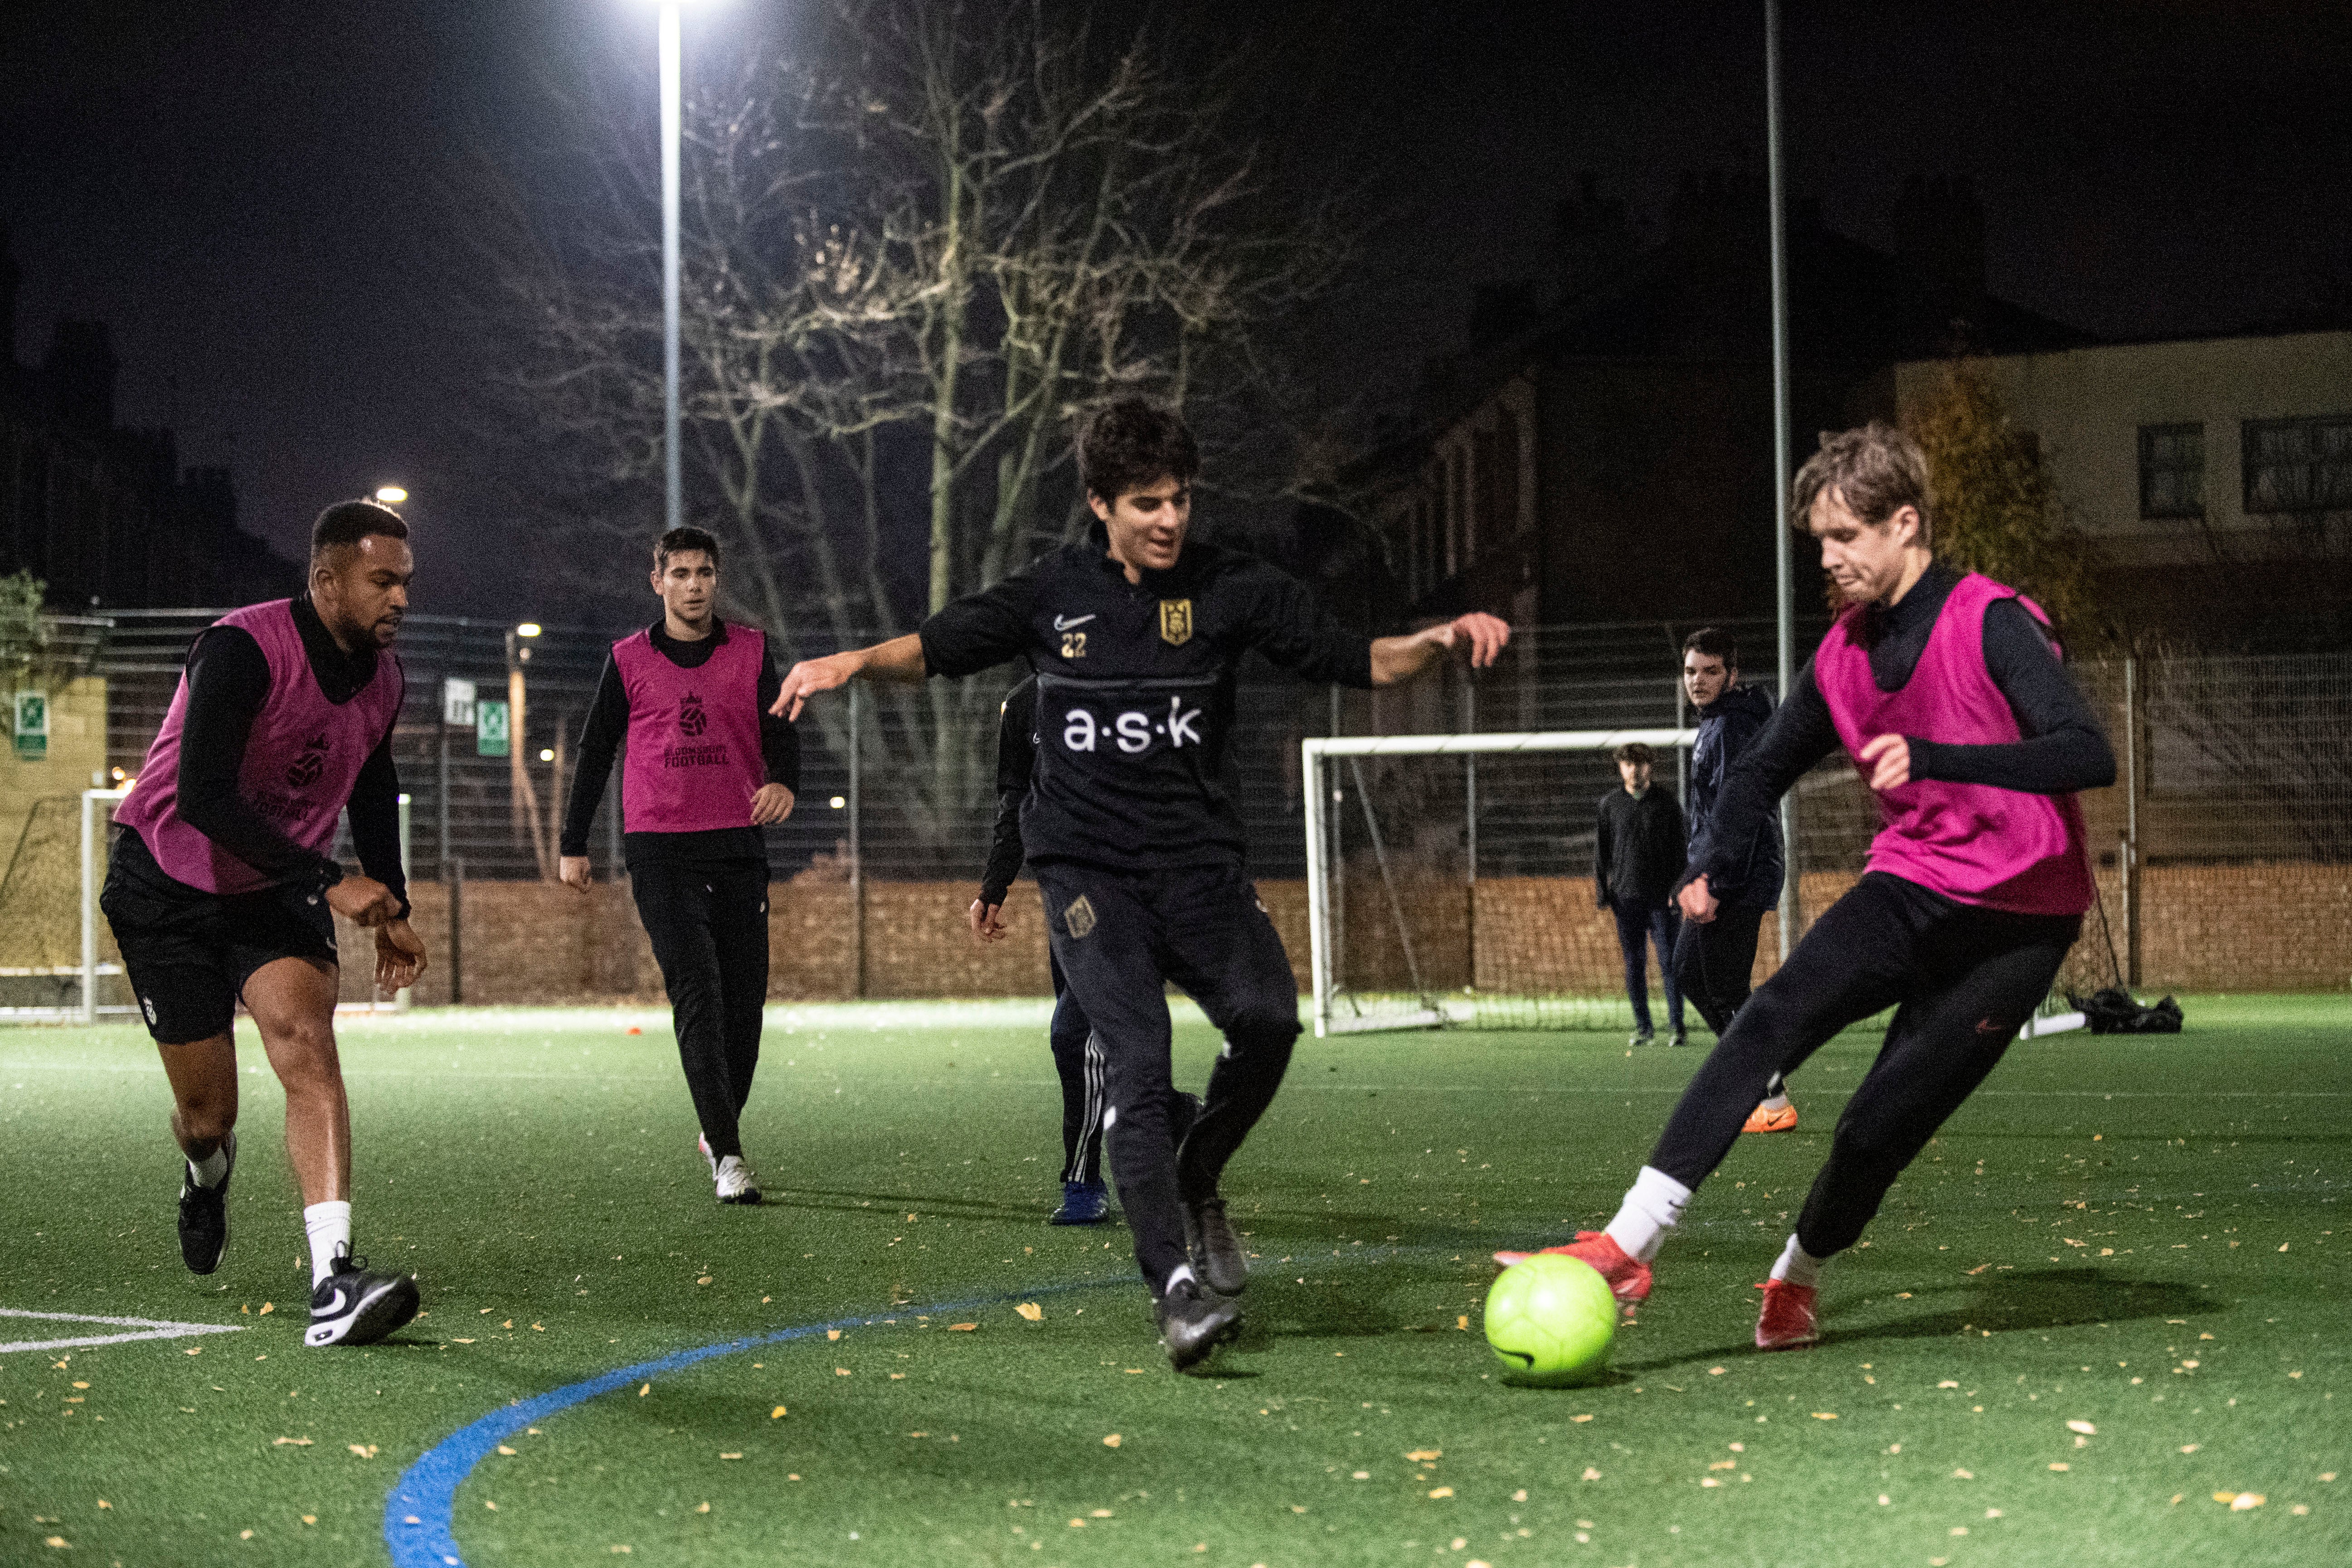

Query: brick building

[0,230,298,611]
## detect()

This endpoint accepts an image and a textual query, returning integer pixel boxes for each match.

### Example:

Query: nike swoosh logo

[1052,614,1097,631]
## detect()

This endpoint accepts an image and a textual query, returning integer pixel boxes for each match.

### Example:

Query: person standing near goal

[559,525,799,1205]
[1671,627,1798,1131]
[1594,741,1687,1048]
[969,674,1112,1225]
[1497,423,2113,1353]
[776,399,1507,1369]
[102,499,428,1347]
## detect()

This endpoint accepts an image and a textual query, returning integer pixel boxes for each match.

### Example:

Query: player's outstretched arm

[771,634,928,720]
[1369,612,1511,686]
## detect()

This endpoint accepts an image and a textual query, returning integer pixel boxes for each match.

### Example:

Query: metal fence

[78,612,2352,893]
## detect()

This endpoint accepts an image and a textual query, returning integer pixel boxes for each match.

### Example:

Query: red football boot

[1491,1231,1653,1306]
[1754,1278,1819,1351]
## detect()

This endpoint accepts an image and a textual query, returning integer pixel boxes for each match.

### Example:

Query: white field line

[0,1308,247,1355]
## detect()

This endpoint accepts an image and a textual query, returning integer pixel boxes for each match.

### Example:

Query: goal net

[1304,728,1693,1035]
[1302,733,2092,1039]
[0,788,130,1021]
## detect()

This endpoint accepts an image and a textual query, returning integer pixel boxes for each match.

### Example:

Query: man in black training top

[103,499,427,1348]
[1672,627,1797,1131]
[1595,741,1687,1048]
[970,674,1112,1225]
[560,526,799,1204]
[776,399,1508,1369]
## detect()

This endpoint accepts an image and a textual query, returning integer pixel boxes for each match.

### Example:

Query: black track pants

[1672,901,1766,1038]
[1647,873,2079,1258]
[1047,952,1106,1186]
[632,857,770,1161]
[1037,864,1301,1295]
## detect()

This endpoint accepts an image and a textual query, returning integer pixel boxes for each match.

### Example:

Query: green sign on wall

[13,690,47,761]
[476,698,510,758]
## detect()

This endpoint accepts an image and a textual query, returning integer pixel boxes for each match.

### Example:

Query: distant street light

[374,485,408,505]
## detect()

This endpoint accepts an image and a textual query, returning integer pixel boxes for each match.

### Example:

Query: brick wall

[346,861,2348,1011]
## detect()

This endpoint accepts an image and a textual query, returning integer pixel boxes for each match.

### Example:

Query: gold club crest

[1158,598,1194,646]
[1064,894,1098,939]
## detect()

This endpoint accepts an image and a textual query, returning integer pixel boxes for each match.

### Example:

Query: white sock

[1602,1165,1693,1264]
[1758,1091,1792,1112]
[304,1201,353,1287]
[1770,1233,1823,1287]
[188,1136,233,1189]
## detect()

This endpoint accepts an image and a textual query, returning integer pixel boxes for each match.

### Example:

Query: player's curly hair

[1789,422,1934,545]
[1078,398,1200,503]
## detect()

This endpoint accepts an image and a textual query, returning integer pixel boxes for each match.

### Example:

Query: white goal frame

[1300,731,2090,1041]
[1302,728,1692,1037]
[72,786,419,1023]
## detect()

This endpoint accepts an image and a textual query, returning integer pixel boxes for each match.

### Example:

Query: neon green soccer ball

[1484,1253,1617,1386]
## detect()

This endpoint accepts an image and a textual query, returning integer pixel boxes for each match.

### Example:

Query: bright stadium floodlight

[515,623,542,638]
[829,795,846,809]
[539,748,555,763]
[374,485,408,505]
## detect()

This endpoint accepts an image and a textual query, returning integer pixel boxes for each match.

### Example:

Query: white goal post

[1300,731,2089,1041]
[78,787,131,1024]
[1303,728,1691,1037]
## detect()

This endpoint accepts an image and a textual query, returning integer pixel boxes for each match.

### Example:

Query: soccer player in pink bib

[104,499,428,1348]
[560,526,798,1204]
[1497,423,2115,1351]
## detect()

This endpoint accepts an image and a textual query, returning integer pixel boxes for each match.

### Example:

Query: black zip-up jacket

[1594,786,1686,909]
[978,675,1039,907]
[920,522,1375,873]
[1681,683,1783,909]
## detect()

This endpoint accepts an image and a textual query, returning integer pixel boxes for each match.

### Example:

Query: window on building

[2137,423,2204,519]
[2243,415,2352,513]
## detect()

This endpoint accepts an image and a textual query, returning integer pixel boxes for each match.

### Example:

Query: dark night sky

[5,1,2348,616]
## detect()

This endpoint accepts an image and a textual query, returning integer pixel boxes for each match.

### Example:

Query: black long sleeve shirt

[1697,563,2117,892]
[559,618,801,867]
[978,675,1039,906]
[919,525,1374,872]
[160,593,408,914]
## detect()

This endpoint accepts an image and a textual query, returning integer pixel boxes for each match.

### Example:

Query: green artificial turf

[1,993,2346,1566]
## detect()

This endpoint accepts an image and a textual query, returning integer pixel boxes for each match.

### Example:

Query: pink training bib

[613,623,768,834]
[116,600,405,895]
[1813,571,2092,916]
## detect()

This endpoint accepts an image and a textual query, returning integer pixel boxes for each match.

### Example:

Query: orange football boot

[1742,1101,1799,1134]
[1491,1230,1653,1306]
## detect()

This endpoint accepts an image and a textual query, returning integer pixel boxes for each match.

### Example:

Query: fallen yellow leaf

[348,1445,378,1458]
[1017,1302,1044,1322]
[1405,1449,1442,1461]
[2067,1420,2096,1435]
[258,1303,275,1316]
[835,1368,851,1377]
[827,1329,842,1341]
[1811,1413,1838,1420]
[2049,1463,2071,1472]
[771,1406,787,1419]
[1428,1486,1454,1499]
[947,1323,977,1332]
[719,1452,743,1461]
[272,1437,313,1447]
[497,1445,517,1456]
[1103,1434,1122,1448]
[638,1384,651,1397]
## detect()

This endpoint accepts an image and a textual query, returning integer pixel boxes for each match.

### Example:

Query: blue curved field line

[381,1277,1109,1568]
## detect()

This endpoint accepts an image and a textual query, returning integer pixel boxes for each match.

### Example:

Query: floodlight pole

[659,0,685,535]
[1765,0,1800,963]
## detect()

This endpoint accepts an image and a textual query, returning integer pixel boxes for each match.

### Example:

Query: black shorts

[99,830,339,1045]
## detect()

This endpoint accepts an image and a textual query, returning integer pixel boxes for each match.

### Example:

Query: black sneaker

[176,1132,235,1275]
[1182,1197,1249,1296]
[1157,1277,1241,1372]
[305,1254,420,1348]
